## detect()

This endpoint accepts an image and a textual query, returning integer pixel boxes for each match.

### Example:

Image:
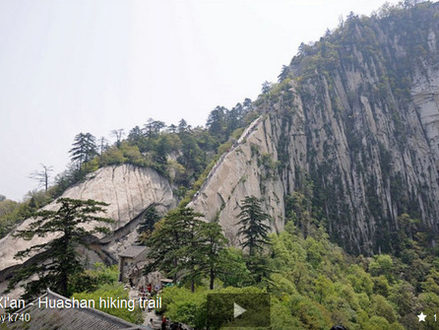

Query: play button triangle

[234,302,247,318]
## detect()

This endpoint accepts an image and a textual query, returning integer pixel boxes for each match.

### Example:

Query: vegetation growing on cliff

[140,192,439,328]
[3,2,439,328]
[8,198,114,300]
[159,218,439,329]
[0,98,256,239]
[0,191,52,239]
[65,99,255,193]
[266,0,439,255]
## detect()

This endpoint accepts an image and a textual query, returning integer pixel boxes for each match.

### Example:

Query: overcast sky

[0,0,399,201]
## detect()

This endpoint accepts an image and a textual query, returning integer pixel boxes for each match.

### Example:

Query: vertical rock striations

[191,3,439,255]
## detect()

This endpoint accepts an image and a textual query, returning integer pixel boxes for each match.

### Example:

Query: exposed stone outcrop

[191,4,439,255]
[2,5,438,280]
[0,164,176,273]
[189,115,286,246]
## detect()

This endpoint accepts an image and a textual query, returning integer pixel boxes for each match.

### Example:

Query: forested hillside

[3,2,439,329]
[0,100,256,238]
[155,2,439,328]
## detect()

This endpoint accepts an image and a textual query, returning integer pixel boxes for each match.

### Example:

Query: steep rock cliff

[0,164,176,273]
[191,3,439,254]
[189,115,288,245]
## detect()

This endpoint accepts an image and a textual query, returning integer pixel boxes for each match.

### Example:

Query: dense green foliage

[0,98,254,240]
[0,191,53,239]
[159,219,439,329]
[69,263,119,294]
[8,198,113,300]
[74,283,143,324]
[54,101,255,206]
[73,264,143,324]
[4,3,439,329]
[136,205,161,245]
[238,196,271,256]
[67,100,254,193]
[151,182,439,329]
[160,286,266,329]
[69,133,98,166]
[145,207,227,292]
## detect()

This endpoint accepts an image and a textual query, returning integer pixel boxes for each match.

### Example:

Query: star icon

[418,312,427,322]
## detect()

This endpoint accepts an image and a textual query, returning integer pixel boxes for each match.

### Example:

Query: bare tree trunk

[29,164,53,192]
[209,269,215,290]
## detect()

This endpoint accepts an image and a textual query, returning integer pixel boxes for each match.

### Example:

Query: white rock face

[2,10,438,269]
[189,116,286,245]
[0,165,176,272]
[190,36,439,255]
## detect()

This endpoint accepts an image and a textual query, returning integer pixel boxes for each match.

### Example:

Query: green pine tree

[69,132,98,166]
[136,206,161,245]
[145,207,227,292]
[145,207,205,291]
[198,222,228,289]
[9,198,113,300]
[237,196,271,257]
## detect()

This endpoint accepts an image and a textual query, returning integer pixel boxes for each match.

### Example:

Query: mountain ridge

[2,2,439,278]
[191,1,439,254]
